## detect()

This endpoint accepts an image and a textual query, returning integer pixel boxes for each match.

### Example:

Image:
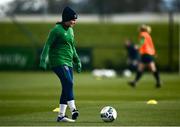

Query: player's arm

[138,36,145,48]
[40,29,56,69]
[73,41,81,73]
[73,45,80,64]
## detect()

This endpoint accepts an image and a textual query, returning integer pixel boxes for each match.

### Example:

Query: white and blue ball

[100,106,117,122]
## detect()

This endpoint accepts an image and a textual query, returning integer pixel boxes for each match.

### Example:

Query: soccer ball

[100,106,117,122]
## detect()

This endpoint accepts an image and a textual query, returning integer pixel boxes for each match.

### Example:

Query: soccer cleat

[72,109,79,120]
[57,116,75,122]
[156,84,161,88]
[128,81,136,87]
[156,82,162,88]
[156,80,163,88]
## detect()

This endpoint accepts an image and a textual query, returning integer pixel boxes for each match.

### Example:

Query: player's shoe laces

[57,116,75,122]
[72,109,79,120]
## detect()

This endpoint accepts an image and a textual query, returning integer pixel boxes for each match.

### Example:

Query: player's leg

[132,59,139,71]
[129,54,148,87]
[65,67,79,120]
[129,62,145,87]
[57,66,79,120]
[53,66,75,122]
[148,62,161,88]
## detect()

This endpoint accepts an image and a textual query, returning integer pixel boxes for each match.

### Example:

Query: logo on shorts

[64,66,69,70]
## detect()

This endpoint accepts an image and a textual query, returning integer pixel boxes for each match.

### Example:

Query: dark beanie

[62,6,77,22]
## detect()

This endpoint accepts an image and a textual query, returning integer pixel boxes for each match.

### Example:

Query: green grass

[0,72,180,126]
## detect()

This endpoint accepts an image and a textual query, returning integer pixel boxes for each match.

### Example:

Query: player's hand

[39,60,47,70]
[76,62,82,73]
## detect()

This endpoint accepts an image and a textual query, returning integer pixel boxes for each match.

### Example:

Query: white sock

[67,100,76,112]
[58,104,67,117]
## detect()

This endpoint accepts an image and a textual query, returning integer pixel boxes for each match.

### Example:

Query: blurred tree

[90,0,163,14]
[2,0,179,15]
[173,0,180,12]
[10,0,47,14]
[160,0,180,12]
[47,0,72,14]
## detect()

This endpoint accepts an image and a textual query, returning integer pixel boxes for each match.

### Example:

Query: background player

[129,24,162,88]
[124,39,140,72]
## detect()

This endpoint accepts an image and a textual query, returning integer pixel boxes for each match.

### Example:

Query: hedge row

[0,22,178,71]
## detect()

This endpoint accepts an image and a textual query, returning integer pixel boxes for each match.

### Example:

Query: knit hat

[62,6,77,22]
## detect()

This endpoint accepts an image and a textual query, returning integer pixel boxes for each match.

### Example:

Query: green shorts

[140,54,154,64]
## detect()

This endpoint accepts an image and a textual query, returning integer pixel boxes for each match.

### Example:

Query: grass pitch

[0,72,180,126]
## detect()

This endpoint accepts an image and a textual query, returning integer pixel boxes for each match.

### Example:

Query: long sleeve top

[40,23,80,68]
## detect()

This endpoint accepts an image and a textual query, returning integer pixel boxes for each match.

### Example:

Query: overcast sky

[0,0,14,5]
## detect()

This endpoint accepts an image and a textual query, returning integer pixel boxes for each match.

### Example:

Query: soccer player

[128,24,162,88]
[124,39,140,72]
[40,6,81,122]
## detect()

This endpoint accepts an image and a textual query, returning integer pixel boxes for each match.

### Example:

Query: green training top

[40,23,80,68]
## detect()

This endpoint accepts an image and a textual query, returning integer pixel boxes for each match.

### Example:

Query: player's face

[65,19,77,27]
